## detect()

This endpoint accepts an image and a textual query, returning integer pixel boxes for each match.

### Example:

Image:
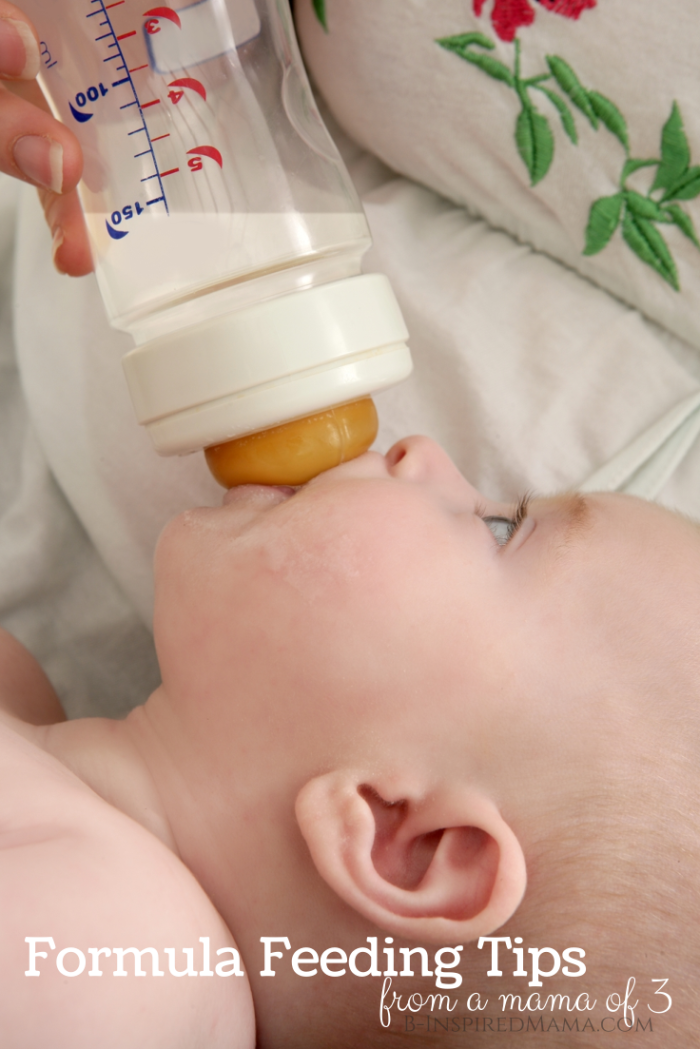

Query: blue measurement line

[133,150,150,157]
[112,76,129,86]
[87,0,168,214]
[86,9,101,15]
[94,31,112,40]
[147,196,164,205]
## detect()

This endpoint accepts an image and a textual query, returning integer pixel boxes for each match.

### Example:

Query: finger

[0,81,82,193]
[0,8,92,275]
[40,187,93,277]
[39,186,93,277]
[4,78,92,274]
[0,2,40,81]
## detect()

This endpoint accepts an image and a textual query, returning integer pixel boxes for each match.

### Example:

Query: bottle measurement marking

[87,0,168,212]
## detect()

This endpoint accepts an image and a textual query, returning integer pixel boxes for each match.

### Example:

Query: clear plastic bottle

[24,0,412,484]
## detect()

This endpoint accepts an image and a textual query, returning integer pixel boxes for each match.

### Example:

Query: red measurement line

[104,1,124,7]
[151,133,170,142]
[116,30,136,39]
[141,98,161,108]
[129,63,148,73]
[160,167,180,177]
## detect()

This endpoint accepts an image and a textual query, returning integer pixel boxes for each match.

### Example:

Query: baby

[1,435,699,1047]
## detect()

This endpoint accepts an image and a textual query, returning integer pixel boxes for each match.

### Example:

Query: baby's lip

[222,484,296,507]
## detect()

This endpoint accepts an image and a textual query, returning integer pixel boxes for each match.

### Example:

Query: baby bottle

[23,0,412,485]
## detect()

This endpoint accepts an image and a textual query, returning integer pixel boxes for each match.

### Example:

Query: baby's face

[153,437,700,786]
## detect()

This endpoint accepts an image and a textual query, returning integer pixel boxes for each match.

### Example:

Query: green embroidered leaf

[456,50,514,85]
[651,102,689,193]
[583,193,623,255]
[588,91,628,151]
[545,56,597,128]
[536,86,577,144]
[436,34,515,84]
[515,105,554,185]
[622,211,679,290]
[664,204,700,249]
[662,166,700,202]
[312,0,328,31]
[624,190,669,222]
[621,158,658,183]
[436,32,495,54]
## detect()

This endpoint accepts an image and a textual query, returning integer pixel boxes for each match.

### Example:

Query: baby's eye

[481,515,518,546]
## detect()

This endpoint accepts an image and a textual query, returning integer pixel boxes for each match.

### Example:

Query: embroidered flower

[473,0,533,41]
[536,0,597,18]
[473,0,596,43]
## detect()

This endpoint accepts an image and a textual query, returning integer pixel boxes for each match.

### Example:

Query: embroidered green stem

[436,31,625,186]
[437,32,698,289]
[584,102,700,289]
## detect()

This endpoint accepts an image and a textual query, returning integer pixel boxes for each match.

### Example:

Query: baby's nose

[386,436,479,496]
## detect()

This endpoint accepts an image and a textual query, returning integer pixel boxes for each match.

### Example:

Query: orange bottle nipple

[204,398,378,487]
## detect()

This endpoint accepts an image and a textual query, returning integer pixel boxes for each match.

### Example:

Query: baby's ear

[295,772,526,943]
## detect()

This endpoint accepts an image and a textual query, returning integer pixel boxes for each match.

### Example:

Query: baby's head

[139,437,700,1046]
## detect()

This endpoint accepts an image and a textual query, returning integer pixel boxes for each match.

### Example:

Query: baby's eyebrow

[548,492,593,560]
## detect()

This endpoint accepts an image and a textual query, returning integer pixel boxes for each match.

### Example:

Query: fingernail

[13,136,64,193]
[51,227,66,274]
[0,18,40,80]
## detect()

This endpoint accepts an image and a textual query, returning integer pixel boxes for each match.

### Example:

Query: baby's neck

[43,694,177,851]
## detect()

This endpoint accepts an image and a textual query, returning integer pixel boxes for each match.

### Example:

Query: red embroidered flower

[536,0,596,17]
[473,0,596,43]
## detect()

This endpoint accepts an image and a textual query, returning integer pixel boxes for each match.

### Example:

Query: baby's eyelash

[512,493,531,532]
[477,493,532,547]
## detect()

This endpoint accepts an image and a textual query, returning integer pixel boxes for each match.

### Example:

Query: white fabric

[295,0,700,348]
[3,0,700,716]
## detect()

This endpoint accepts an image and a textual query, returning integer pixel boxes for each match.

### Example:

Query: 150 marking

[106,201,145,240]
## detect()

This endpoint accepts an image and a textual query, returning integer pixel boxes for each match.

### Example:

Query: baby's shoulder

[0,684,255,1047]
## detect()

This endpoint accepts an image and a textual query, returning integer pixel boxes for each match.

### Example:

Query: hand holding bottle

[1,1,90,274]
